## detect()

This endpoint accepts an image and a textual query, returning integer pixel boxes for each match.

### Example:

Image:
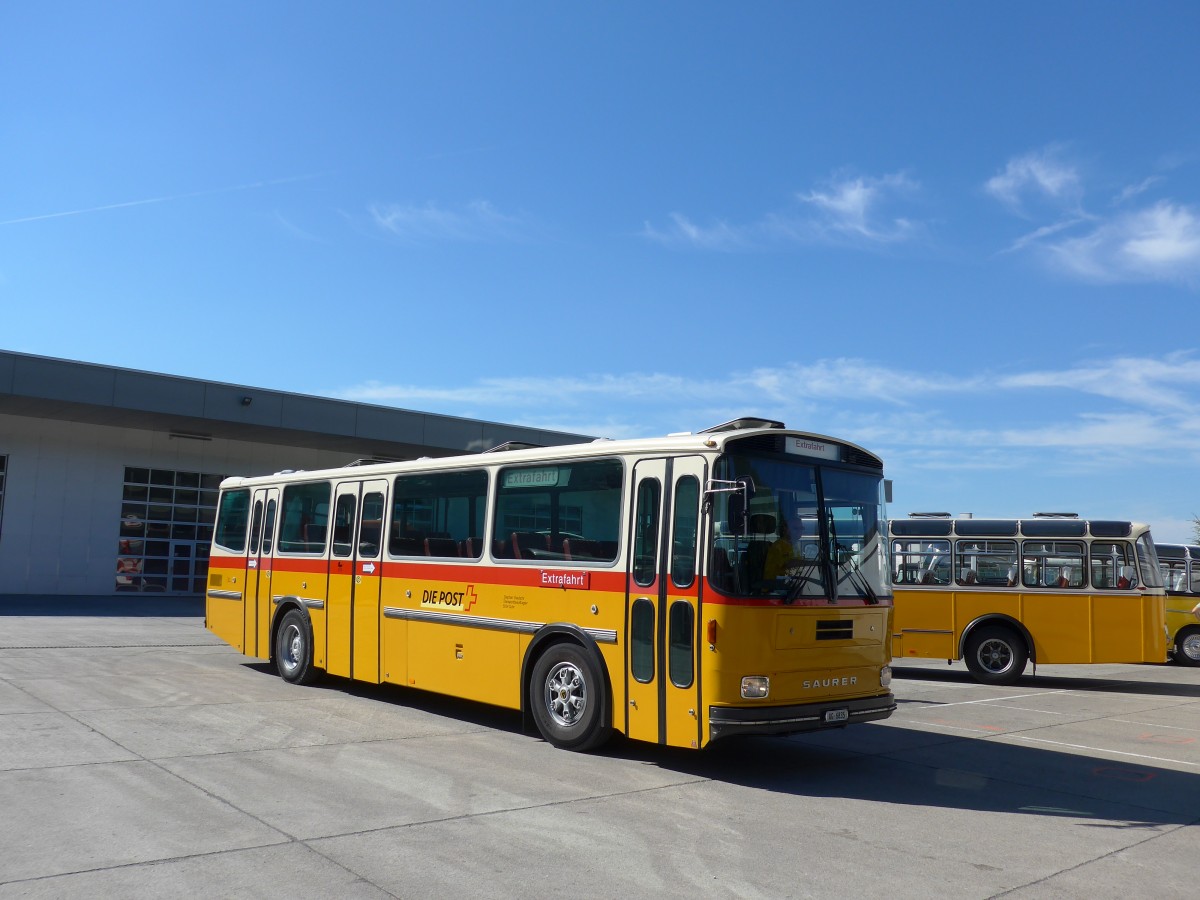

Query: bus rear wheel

[1173,626,1200,667]
[529,643,611,752]
[964,625,1028,685]
[275,609,319,685]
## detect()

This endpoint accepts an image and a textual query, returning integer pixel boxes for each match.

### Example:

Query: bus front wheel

[529,643,611,752]
[1173,626,1200,667]
[964,625,1028,685]
[276,609,319,685]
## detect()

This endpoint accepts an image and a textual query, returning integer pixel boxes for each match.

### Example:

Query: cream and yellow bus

[206,418,895,752]
[887,513,1168,684]
[1155,543,1200,667]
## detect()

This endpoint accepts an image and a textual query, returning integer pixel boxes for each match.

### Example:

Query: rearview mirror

[727,477,756,536]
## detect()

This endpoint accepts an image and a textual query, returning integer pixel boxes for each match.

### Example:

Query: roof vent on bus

[345,456,405,467]
[1033,512,1079,518]
[698,417,786,434]
[482,441,544,453]
[909,512,952,518]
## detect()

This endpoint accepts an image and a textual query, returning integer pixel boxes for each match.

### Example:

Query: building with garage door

[0,350,588,597]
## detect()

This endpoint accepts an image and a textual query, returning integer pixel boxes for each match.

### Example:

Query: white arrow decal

[362,562,376,574]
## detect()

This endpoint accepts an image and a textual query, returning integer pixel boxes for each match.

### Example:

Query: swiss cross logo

[465,585,478,612]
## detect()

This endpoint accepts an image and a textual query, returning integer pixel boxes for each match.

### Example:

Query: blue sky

[3,2,1199,541]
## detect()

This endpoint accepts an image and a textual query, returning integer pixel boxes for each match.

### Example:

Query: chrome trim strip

[850,704,897,718]
[207,590,243,601]
[900,628,954,635]
[271,595,326,609]
[383,606,617,644]
[709,714,822,727]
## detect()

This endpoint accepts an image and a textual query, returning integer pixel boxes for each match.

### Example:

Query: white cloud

[641,170,921,250]
[1113,176,1162,206]
[796,172,919,243]
[997,352,1200,412]
[336,352,1200,469]
[1043,201,1200,285]
[639,213,746,250]
[369,199,525,242]
[987,147,1200,287]
[985,147,1082,213]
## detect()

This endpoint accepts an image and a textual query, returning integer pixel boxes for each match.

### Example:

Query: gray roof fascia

[0,349,590,458]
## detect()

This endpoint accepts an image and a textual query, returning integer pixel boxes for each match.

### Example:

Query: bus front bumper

[708,692,896,742]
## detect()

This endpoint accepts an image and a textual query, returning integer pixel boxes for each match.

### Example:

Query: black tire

[963,625,1028,685]
[275,609,319,685]
[529,643,611,752]
[1173,626,1200,667]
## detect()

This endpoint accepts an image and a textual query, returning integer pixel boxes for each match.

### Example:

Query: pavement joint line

[1109,717,1200,734]
[988,704,1077,715]
[1004,734,1200,769]
[301,774,719,843]
[987,819,1200,899]
[0,840,294,891]
[907,689,1073,708]
[16,701,406,899]
[0,643,223,650]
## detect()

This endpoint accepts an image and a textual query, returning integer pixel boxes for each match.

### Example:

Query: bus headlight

[880,665,892,688]
[740,676,770,699]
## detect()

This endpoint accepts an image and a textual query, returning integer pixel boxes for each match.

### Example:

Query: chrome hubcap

[544,662,586,727]
[282,625,301,670]
[1182,633,1200,661]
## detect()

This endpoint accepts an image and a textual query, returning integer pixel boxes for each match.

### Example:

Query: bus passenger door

[353,481,388,683]
[327,479,388,681]
[244,487,279,659]
[626,457,706,747]
[247,487,279,659]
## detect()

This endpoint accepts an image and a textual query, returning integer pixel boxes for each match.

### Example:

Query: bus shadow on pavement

[638,725,1200,830]
[238,659,529,735]
[234,658,1200,831]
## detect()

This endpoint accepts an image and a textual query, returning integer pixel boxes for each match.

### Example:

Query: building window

[0,454,6,539]
[117,467,224,594]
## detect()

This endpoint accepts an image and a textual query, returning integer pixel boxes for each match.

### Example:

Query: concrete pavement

[1,595,1198,898]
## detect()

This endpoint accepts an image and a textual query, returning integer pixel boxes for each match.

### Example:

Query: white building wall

[0,412,361,595]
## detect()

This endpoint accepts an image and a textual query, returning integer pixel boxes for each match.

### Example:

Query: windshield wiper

[782,559,823,605]
[835,545,879,605]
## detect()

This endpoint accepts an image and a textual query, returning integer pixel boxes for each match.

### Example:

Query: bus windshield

[710,453,886,603]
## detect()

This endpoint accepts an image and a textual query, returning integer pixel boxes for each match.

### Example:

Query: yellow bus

[1155,543,1200,667]
[206,418,895,752]
[887,513,1168,684]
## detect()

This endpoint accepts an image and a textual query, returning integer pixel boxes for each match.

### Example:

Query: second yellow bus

[888,513,1167,684]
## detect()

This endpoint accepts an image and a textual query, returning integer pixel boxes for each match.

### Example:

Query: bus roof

[218,421,883,489]
[889,515,1149,540]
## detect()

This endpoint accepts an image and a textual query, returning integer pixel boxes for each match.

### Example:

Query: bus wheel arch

[960,616,1030,685]
[272,601,320,685]
[522,627,613,752]
[1173,626,1200,667]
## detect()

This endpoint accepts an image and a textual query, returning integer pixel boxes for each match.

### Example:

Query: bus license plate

[824,708,849,723]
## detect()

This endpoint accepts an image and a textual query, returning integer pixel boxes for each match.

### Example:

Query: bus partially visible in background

[1154,543,1200,667]
[888,513,1168,684]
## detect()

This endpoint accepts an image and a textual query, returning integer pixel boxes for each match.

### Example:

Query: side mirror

[727,477,756,536]
[729,493,746,536]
